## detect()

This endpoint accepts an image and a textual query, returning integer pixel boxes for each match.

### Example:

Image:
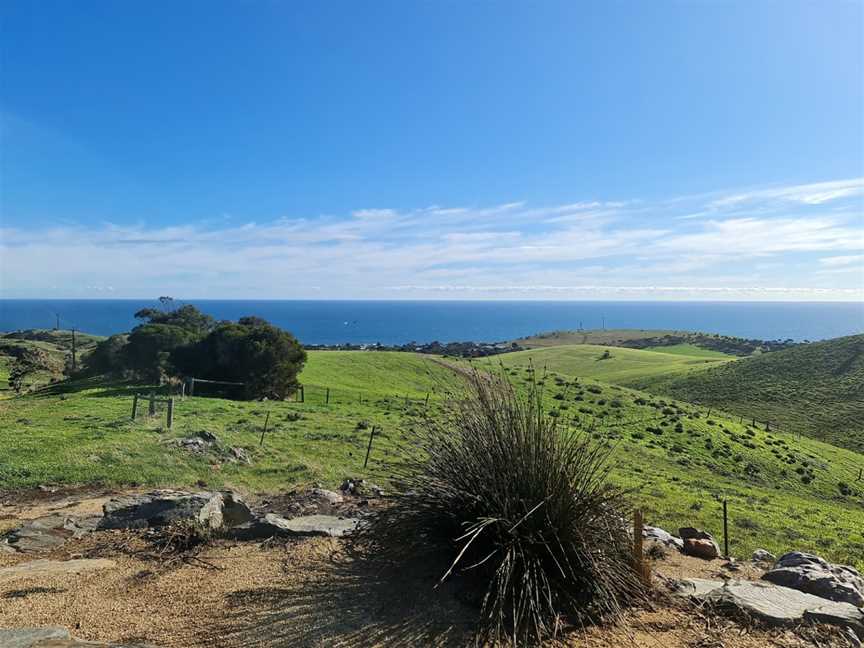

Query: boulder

[340,478,384,498]
[99,490,252,531]
[763,551,864,607]
[226,513,359,540]
[673,578,864,636]
[643,525,683,552]
[0,558,116,582]
[1,515,99,553]
[683,538,720,560]
[752,548,776,563]
[0,627,161,647]
[679,527,721,559]
[310,488,344,506]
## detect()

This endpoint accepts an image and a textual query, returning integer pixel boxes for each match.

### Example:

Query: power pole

[55,313,60,330]
[71,328,77,373]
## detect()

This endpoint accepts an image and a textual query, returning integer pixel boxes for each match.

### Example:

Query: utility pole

[602,316,606,331]
[55,314,60,330]
[71,328,77,373]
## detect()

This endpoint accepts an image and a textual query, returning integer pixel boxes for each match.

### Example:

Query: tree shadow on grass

[211,546,478,648]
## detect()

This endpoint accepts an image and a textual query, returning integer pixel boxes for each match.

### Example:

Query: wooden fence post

[259,411,270,446]
[633,509,650,585]
[722,499,729,558]
[363,425,377,469]
[167,398,174,429]
[300,386,305,403]
[189,378,195,397]
[131,393,139,420]
[148,392,156,417]
[424,392,430,408]
[326,388,330,405]
[180,382,186,399]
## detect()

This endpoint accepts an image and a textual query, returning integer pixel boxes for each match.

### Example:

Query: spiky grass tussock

[353,371,644,645]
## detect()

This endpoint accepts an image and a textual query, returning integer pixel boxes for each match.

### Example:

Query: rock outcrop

[763,551,864,607]
[673,578,863,637]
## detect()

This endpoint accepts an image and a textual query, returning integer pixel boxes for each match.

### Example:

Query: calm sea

[0,300,862,345]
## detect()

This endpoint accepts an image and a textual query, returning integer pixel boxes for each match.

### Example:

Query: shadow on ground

[208,547,477,647]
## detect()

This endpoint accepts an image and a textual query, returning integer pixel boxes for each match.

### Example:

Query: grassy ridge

[472,344,732,385]
[634,334,864,453]
[1,349,862,569]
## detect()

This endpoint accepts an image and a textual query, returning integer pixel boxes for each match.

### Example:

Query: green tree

[124,324,197,382]
[81,334,128,376]
[172,317,306,399]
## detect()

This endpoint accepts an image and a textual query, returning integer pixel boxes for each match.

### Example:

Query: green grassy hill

[633,335,864,453]
[473,343,733,385]
[1,349,862,569]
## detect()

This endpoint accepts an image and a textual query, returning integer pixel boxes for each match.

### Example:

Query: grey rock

[1,515,99,553]
[310,488,344,505]
[224,513,358,540]
[221,491,254,527]
[0,626,162,647]
[0,627,71,647]
[673,578,864,636]
[99,490,251,531]
[262,513,358,538]
[643,525,683,552]
[752,549,776,563]
[228,446,251,464]
[763,551,864,607]
[0,558,116,582]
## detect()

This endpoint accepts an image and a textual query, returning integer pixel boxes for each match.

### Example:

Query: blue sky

[1,1,862,300]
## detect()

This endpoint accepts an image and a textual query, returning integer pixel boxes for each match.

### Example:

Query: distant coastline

[1,299,862,345]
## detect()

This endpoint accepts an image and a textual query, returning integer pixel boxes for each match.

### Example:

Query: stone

[679,527,721,559]
[221,491,254,527]
[763,551,864,607]
[0,626,162,647]
[1,515,100,554]
[673,578,864,636]
[310,488,344,505]
[752,549,776,563]
[0,558,116,582]
[339,478,384,498]
[100,491,216,529]
[228,446,251,465]
[262,513,358,538]
[684,538,720,560]
[99,490,251,531]
[643,525,683,552]
[0,627,71,647]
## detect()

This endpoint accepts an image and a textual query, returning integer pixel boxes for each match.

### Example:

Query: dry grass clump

[354,372,644,645]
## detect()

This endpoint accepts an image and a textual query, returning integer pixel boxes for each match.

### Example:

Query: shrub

[354,372,643,645]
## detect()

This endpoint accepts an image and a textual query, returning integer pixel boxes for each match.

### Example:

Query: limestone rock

[310,488,344,506]
[226,513,359,540]
[752,549,776,563]
[99,490,252,531]
[0,626,161,647]
[1,515,99,554]
[643,525,683,552]
[0,558,116,582]
[763,551,864,607]
[673,578,864,636]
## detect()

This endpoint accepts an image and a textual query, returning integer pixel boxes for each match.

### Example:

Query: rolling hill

[472,343,733,385]
[3,349,863,567]
[633,334,864,452]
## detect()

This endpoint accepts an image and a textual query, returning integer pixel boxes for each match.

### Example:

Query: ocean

[1,299,862,345]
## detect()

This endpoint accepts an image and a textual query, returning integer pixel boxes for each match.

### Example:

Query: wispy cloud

[1,178,862,300]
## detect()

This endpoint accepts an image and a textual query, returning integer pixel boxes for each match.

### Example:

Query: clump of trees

[82,301,305,400]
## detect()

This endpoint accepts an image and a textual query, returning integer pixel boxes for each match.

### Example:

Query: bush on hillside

[353,372,643,645]
[171,317,306,400]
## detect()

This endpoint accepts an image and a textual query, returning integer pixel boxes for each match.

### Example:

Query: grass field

[472,344,733,385]
[636,334,864,453]
[1,349,863,569]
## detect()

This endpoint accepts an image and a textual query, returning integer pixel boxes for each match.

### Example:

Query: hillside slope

[474,344,732,385]
[634,334,864,452]
[2,350,863,567]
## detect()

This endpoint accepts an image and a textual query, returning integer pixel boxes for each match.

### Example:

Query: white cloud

[1,178,862,300]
